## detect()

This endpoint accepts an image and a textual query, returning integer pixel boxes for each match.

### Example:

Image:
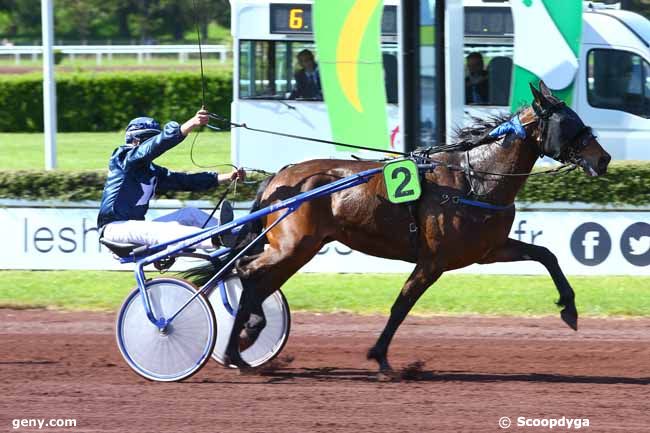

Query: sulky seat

[99,238,143,258]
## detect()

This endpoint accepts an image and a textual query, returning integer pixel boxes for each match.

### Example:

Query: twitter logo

[621,223,650,266]
[630,236,650,256]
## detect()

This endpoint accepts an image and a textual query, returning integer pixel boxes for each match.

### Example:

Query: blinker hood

[534,102,588,161]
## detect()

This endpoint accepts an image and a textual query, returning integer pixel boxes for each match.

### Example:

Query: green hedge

[0,162,648,205]
[0,72,232,132]
[0,170,259,202]
[520,162,650,205]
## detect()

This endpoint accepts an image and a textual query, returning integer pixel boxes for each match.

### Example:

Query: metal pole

[41,0,57,170]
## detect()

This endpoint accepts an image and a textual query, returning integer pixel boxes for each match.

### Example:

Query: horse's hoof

[377,369,399,382]
[223,351,251,370]
[236,365,258,376]
[561,307,578,331]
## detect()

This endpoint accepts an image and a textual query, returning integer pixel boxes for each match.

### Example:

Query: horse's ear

[539,80,553,98]
[529,82,544,105]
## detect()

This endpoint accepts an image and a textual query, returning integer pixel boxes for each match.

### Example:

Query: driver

[97,109,245,249]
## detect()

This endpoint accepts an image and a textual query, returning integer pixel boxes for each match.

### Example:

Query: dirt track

[1,309,649,433]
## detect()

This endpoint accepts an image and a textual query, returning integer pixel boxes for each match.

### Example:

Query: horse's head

[529,81,611,176]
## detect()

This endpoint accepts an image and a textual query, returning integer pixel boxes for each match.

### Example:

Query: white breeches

[102,207,219,249]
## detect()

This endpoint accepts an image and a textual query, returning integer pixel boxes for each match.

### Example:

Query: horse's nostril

[598,156,610,171]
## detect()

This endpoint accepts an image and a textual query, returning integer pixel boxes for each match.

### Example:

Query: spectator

[465,52,489,104]
[290,49,322,100]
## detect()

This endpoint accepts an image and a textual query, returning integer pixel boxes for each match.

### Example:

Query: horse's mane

[417,108,527,156]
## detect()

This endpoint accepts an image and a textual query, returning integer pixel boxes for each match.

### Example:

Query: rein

[206,111,578,179]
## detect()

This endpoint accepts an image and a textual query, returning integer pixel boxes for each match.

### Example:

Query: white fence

[0,44,230,65]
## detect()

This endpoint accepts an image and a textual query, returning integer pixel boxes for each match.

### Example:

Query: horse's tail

[181,170,279,287]
[180,261,218,287]
[248,171,277,236]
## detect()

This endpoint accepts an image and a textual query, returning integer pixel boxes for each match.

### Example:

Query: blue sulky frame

[118,167,383,332]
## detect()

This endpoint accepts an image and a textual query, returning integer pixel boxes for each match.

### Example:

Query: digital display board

[270,4,313,34]
[270,4,398,35]
[465,7,514,37]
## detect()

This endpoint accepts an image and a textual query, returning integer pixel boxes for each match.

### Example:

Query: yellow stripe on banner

[336,0,381,113]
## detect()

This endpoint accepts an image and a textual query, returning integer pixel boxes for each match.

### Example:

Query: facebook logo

[582,231,600,260]
[570,223,611,266]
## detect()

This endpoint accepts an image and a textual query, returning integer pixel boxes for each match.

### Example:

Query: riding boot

[211,201,237,248]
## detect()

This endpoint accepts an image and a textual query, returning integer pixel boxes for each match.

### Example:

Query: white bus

[463,0,650,161]
[230,1,648,170]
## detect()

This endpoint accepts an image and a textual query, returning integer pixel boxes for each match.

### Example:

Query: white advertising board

[0,203,648,275]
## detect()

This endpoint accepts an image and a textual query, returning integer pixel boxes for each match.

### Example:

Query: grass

[0,131,231,171]
[0,271,648,317]
[2,132,642,173]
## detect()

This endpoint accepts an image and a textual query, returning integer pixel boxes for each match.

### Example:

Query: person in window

[465,52,489,105]
[97,111,245,249]
[289,49,322,100]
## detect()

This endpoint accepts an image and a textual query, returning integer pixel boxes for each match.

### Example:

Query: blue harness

[457,197,513,211]
[488,114,527,140]
[420,115,525,212]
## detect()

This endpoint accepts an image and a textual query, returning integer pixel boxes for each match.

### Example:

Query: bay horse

[189,82,611,375]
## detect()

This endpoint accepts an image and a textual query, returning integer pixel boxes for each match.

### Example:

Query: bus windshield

[587,49,650,119]
[238,40,399,103]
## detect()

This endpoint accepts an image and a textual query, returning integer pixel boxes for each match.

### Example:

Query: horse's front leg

[367,262,442,379]
[479,238,578,330]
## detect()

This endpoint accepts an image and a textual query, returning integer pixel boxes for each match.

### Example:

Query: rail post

[41,0,57,170]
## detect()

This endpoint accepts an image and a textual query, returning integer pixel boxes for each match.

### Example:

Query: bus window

[239,40,278,98]
[238,40,321,100]
[587,49,650,119]
[464,46,514,106]
[238,39,399,103]
[383,50,398,104]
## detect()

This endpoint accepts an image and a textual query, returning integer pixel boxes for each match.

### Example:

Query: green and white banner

[510,0,583,109]
[313,0,390,151]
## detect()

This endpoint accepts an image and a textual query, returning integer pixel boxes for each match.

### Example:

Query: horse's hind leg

[367,262,442,376]
[479,238,578,330]
[224,236,324,368]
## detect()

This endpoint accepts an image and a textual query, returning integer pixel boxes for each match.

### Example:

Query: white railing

[0,44,230,65]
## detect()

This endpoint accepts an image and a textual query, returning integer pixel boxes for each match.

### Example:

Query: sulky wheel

[116,278,216,382]
[209,275,290,368]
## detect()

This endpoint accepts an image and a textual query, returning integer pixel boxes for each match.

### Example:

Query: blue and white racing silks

[97,121,219,229]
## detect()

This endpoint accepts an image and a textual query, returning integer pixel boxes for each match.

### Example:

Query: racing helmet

[125,117,162,145]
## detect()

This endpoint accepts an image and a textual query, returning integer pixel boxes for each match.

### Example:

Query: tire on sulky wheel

[116,277,217,382]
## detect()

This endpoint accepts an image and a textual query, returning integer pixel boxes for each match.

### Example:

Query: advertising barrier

[0,200,647,275]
